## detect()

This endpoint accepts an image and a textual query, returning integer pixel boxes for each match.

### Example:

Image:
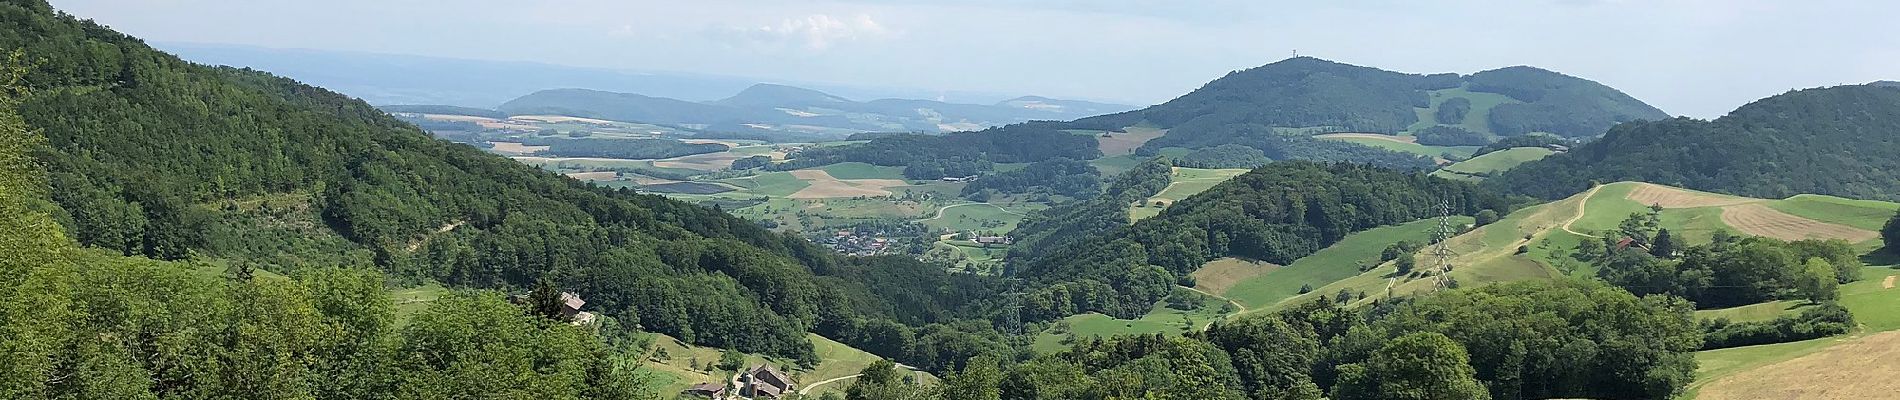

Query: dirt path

[1560,185,1604,238]
[1178,285,1246,330]
[798,374,862,395]
[1884,275,1895,289]
[924,202,1024,221]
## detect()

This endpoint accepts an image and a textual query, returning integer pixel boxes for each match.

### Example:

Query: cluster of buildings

[817,230,899,256]
[683,364,796,399]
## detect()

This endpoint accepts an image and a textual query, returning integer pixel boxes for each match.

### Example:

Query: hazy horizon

[51,0,1900,118]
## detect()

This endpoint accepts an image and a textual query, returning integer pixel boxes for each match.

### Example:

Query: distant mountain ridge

[1064,57,1667,155]
[1489,84,1900,201]
[481,84,1137,138]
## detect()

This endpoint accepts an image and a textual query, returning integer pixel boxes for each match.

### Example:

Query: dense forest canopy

[1075,57,1665,140]
[1489,85,1900,200]
[0,0,1014,375]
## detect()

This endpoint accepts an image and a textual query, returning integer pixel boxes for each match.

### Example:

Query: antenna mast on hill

[1427,201,1459,291]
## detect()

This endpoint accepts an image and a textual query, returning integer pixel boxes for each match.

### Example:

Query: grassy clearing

[1438,147,1553,176]
[1150,167,1249,202]
[639,333,888,397]
[818,162,907,180]
[1318,136,1479,159]
[1090,155,1146,176]
[1190,257,1279,296]
[1096,127,1168,156]
[1031,296,1229,353]
[1688,269,1900,398]
[392,283,450,324]
[919,203,1031,233]
[1696,300,1810,323]
[1404,86,1523,135]
[1224,218,1455,309]
[1130,167,1248,222]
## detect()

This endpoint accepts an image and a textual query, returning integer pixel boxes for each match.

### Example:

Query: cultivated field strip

[1718,203,1879,243]
[1624,183,1760,209]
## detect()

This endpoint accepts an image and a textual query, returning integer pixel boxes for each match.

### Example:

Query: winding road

[925,202,1025,221]
[1560,185,1605,238]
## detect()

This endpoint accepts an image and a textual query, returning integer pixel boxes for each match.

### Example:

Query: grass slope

[1223,218,1458,310]
[1435,147,1555,179]
[1031,296,1229,353]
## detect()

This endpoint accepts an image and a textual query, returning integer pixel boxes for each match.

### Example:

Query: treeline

[1175,144,1270,169]
[1490,85,1900,201]
[1413,125,1489,146]
[842,280,1702,400]
[524,138,727,159]
[774,122,1101,179]
[960,158,1101,200]
[1012,162,1510,319]
[0,0,1014,378]
[1701,304,1853,350]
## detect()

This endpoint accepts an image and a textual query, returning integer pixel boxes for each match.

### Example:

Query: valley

[4,1,1897,399]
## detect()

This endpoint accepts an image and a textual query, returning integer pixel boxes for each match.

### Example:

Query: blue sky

[51,0,1899,117]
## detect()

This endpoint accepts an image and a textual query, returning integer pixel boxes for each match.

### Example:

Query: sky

[50,0,1899,118]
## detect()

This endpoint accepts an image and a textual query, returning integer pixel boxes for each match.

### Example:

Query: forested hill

[1489,84,1900,201]
[1076,57,1667,147]
[1009,162,1511,320]
[0,0,1013,374]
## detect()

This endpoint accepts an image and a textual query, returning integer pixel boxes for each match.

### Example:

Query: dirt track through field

[786,170,906,199]
[1561,185,1604,238]
[1698,331,1900,399]
[1624,183,1760,208]
[1719,203,1878,242]
[1312,133,1416,144]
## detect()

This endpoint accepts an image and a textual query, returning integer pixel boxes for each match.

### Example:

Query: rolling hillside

[1491,84,1900,201]
[0,0,1010,381]
[1076,57,1666,147]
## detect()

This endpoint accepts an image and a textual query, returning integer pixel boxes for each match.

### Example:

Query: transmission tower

[1426,201,1459,291]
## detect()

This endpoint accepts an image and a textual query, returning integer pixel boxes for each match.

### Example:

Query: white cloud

[707,14,895,50]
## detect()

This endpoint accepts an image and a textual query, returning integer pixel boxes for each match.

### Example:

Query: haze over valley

[4,1,1899,399]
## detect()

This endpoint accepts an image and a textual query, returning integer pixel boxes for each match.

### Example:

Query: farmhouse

[682,382,727,398]
[974,236,1013,245]
[739,364,796,399]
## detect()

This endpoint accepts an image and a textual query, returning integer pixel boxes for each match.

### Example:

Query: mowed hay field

[1096,127,1168,156]
[1691,269,1900,399]
[1189,257,1279,296]
[785,169,908,199]
[1313,133,1480,159]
